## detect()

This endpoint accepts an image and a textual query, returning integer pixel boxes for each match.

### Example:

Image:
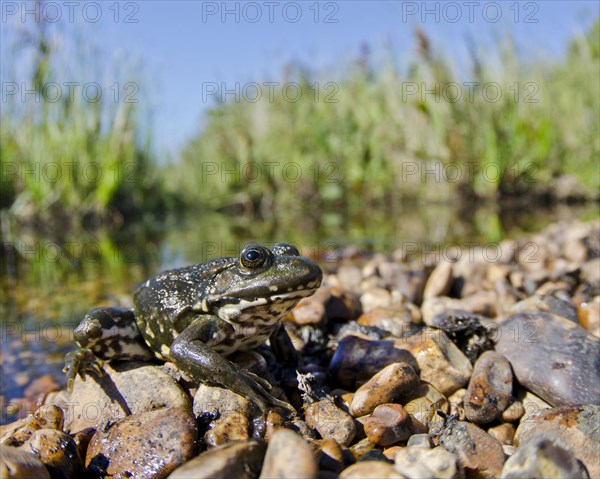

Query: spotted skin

[64,243,323,413]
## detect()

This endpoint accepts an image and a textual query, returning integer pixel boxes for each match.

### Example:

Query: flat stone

[85,407,197,479]
[393,446,463,479]
[168,439,266,479]
[49,362,191,433]
[340,461,405,478]
[350,362,419,417]
[305,399,356,447]
[435,420,505,478]
[495,312,600,406]
[0,445,51,479]
[362,404,413,447]
[328,336,418,390]
[464,351,513,424]
[259,429,317,479]
[399,329,473,395]
[514,405,600,478]
[500,433,588,478]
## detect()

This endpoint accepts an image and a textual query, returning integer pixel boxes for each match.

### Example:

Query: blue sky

[2,1,598,155]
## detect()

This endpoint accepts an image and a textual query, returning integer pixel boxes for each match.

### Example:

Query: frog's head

[202,243,323,324]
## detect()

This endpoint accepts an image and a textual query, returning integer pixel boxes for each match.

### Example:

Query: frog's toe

[63,348,105,392]
[244,371,273,391]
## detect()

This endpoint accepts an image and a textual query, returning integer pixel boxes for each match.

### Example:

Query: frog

[64,243,323,413]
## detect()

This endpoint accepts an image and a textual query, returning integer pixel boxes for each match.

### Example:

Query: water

[1,202,597,423]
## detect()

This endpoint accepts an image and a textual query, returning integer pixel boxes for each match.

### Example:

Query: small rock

[317,438,352,473]
[350,362,419,417]
[394,446,463,479]
[357,306,421,337]
[168,439,266,479]
[390,267,427,305]
[328,336,418,390]
[292,298,326,325]
[0,445,50,479]
[495,312,600,406]
[362,403,413,446]
[259,429,317,479]
[305,399,356,446]
[400,329,473,395]
[578,296,599,335]
[509,295,578,322]
[406,433,431,448]
[514,405,599,478]
[50,362,191,433]
[500,433,588,478]
[19,429,83,478]
[360,288,392,313]
[349,437,375,459]
[464,351,513,424]
[434,420,505,478]
[501,401,525,423]
[487,423,515,445]
[340,461,405,478]
[424,260,454,300]
[404,396,436,434]
[85,407,197,479]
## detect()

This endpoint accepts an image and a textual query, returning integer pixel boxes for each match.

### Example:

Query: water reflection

[0,201,597,422]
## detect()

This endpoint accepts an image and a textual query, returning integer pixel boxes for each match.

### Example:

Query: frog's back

[133,257,233,358]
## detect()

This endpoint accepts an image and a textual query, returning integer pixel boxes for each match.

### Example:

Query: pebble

[304,399,356,446]
[501,401,525,423]
[464,351,513,424]
[509,295,578,322]
[349,437,375,459]
[500,433,588,478]
[328,336,418,390]
[514,405,599,478]
[19,428,83,478]
[400,329,473,395]
[339,461,405,478]
[393,446,463,479]
[168,439,266,479]
[404,396,435,434]
[291,297,326,325]
[487,423,515,445]
[350,362,419,417]
[360,287,392,312]
[406,433,431,448]
[48,362,191,433]
[423,259,454,300]
[85,407,197,479]
[434,420,505,478]
[495,312,600,406]
[357,306,421,337]
[317,438,352,473]
[0,445,51,479]
[259,429,317,479]
[362,403,413,446]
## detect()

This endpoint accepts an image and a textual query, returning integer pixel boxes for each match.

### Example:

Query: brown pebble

[305,400,356,446]
[259,429,318,479]
[487,423,515,445]
[362,403,413,447]
[350,362,419,417]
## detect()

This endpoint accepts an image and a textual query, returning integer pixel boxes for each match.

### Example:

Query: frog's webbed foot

[63,348,105,392]
[170,316,297,415]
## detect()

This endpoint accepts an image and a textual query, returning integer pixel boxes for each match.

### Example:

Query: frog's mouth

[212,286,318,324]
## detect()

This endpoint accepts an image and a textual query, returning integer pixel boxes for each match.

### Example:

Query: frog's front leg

[170,316,295,413]
[64,307,154,391]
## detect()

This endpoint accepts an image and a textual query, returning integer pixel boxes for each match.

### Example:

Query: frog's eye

[272,243,300,256]
[240,245,272,269]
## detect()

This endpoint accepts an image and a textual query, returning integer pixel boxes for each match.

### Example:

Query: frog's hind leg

[64,307,154,391]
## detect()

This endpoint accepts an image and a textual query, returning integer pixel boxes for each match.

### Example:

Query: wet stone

[500,433,588,479]
[305,399,356,447]
[85,407,198,479]
[328,336,418,390]
[514,405,600,479]
[350,362,419,417]
[0,445,51,479]
[168,439,266,479]
[464,351,513,424]
[362,403,413,447]
[19,428,83,478]
[259,429,317,479]
[393,446,463,479]
[495,312,600,407]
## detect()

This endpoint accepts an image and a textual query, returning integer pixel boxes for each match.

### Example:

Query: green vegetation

[1,19,599,241]
[178,24,599,215]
